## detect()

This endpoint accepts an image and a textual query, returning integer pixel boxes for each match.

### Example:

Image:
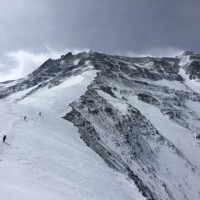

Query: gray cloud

[0,0,200,80]
[1,0,200,53]
[0,47,88,81]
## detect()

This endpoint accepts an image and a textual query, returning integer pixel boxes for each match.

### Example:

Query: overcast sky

[0,0,200,81]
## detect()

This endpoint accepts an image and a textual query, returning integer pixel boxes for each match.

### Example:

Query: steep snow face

[1,51,200,200]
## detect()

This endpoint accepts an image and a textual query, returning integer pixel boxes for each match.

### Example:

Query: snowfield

[0,70,144,200]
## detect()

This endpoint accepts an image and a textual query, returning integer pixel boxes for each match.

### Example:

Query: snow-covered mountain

[1,50,200,200]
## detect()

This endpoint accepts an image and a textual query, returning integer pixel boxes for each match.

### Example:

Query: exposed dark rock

[196,135,200,139]
[138,93,159,106]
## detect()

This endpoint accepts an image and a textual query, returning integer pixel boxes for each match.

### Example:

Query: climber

[3,135,6,143]
[24,116,27,120]
[39,112,41,116]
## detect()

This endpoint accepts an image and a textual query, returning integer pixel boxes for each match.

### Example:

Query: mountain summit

[1,51,200,200]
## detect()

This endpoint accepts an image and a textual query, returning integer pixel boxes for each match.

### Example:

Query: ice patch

[74,59,80,65]
[97,90,128,114]
[152,79,188,91]
[135,61,154,69]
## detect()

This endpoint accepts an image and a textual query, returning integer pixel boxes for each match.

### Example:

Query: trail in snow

[0,102,144,200]
[0,70,144,200]
[0,104,22,155]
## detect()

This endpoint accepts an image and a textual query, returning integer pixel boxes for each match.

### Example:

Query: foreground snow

[0,70,144,200]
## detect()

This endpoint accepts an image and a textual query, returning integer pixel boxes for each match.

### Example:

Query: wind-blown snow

[152,79,188,91]
[135,61,154,69]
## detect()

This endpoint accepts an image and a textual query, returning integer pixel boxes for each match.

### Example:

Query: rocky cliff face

[1,51,200,200]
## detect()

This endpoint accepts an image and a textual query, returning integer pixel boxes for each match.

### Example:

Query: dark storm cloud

[0,0,200,80]
[0,0,200,54]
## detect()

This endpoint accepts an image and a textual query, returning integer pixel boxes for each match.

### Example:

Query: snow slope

[0,71,144,200]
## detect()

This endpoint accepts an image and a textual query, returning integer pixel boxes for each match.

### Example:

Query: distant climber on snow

[24,116,27,120]
[39,112,41,116]
[3,135,6,143]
